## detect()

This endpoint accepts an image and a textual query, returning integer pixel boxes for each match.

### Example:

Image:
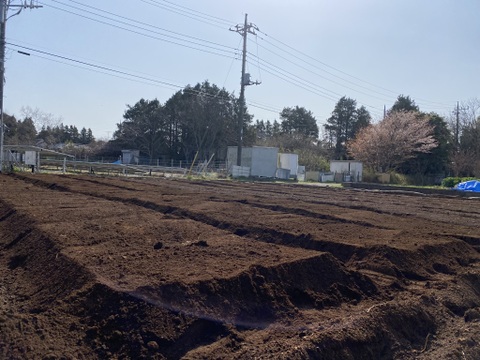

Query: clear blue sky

[4,0,480,139]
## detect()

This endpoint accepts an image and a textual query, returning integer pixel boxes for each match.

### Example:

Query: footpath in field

[0,173,480,359]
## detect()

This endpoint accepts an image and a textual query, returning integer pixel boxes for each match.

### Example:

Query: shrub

[441,177,477,188]
[361,168,378,183]
[389,172,409,185]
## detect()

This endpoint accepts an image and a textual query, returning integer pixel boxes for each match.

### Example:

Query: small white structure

[297,166,306,181]
[227,146,278,178]
[329,160,363,182]
[275,168,291,180]
[121,150,140,165]
[24,151,37,166]
[278,153,299,178]
[231,165,251,178]
[320,172,335,182]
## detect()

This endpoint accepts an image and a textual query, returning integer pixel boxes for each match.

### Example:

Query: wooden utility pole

[230,14,260,166]
[455,101,460,147]
[0,1,6,172]
[0,0,41,173]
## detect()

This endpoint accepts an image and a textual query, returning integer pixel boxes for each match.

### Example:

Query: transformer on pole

[229,14,260,167]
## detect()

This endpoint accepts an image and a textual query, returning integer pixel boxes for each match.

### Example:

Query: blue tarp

[455,180,480,192]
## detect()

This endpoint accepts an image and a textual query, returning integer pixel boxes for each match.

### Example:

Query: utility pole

[455,101,460,148]
[230,14,260,166]
[0,0,41,173]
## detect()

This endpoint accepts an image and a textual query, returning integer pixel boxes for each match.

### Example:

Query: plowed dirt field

[1,173,479,359]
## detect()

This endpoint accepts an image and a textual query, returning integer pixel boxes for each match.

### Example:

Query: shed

[330,160,363,182]
[121,150,140,165]
[227,146,278,178]
[278,153,299,178]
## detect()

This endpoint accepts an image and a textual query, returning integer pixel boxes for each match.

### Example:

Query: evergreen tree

[279,106,318,138]
[324,96,371,159]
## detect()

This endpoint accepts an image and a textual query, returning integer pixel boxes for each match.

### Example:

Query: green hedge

[441,177,477,188]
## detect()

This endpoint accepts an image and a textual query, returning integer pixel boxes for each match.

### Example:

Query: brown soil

[0,173,479,359]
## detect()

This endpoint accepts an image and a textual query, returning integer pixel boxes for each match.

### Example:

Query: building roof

[3,145,75,158]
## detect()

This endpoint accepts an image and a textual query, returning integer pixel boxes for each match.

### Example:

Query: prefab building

[227,146,278,178]
[330,160,363,182]
[121,150,140,165]
[278,153,299,178]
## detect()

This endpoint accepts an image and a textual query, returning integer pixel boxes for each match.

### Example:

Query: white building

[329,160,363,182]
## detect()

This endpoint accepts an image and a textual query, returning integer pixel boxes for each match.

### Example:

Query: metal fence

[29,158,229,178]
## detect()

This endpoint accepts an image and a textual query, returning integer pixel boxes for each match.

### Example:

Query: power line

[247,55,383,113]
[55,0,235,52]
[38,1,237,59]
[8,42,184,88]
[6,46,181,91]
[262,32,399,94]
[247,100,282,114]
[258,30,456,109]
[141,0,234,29]
[139,0,229,30]
[249,61,337,103]
[144,0,233,26]
[255,38,394,103]
[7,36,182,84]
[41,2,405,115]
[8,42,280,113]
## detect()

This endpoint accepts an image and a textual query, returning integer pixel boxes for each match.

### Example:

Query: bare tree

[450,149,477,177]
[348,111,437,172]
[20,106,62,131]
[447,98,480,142]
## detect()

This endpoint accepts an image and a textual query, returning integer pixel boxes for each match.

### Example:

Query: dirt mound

[133,253,377,328]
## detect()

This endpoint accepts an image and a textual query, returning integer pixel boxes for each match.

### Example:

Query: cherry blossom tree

[348,111,437,172]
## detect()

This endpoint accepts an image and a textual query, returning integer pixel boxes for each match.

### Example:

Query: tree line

[3,113,95,146]
[4,80,480,182]
[108,83,479,181]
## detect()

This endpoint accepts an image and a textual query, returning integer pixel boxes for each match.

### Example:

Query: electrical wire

[247,100,282,114]
[258,30,455,109]
[38,1,384,116]
[145,0,234,26]
[248,60,338,103]
[38,1,237,59]
[34,0,455,117]
[8,42,184,88]
[57,0,235,52]
[223,38,242,89]
[247,54,383,113]
[139,0,229,30]
[7,37,181,85]
[8,42,285,114]
[254,40,393,103]
[7,46,180,91]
